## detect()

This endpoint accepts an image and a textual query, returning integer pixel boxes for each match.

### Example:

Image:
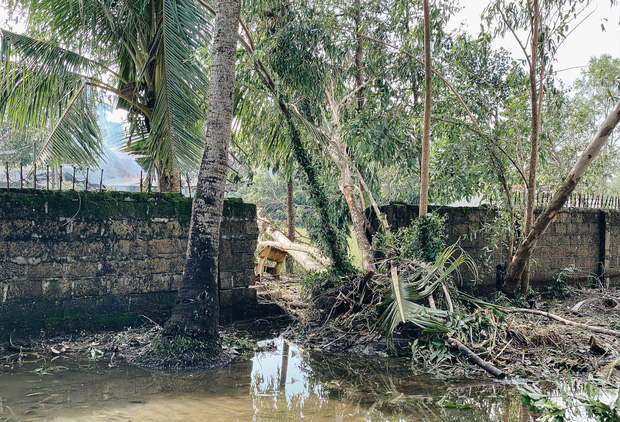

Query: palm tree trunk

[165,0,240,339]
[503,99,620,294]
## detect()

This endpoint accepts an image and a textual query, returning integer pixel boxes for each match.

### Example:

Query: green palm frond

[381,243,469,345]
[134,0,211,173]
[34,83,103,166]
[0,31,104,164]
[400,243,466,301]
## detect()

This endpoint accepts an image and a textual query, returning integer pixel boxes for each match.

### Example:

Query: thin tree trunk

[342,184,375,270]
[165,0,240,339]
[354,0,364,113]
[503,99,620,294]
[285,176,295,274]
[325,85,375,271]
[419,0,431,217]
[522,0,542,294]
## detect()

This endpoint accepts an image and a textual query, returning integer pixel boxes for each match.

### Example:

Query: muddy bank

[256,274,620,382]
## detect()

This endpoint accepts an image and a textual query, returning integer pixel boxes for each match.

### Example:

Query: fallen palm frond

[381,243,466,345]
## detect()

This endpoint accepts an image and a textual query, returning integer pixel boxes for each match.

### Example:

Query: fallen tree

[504,99,620,295]
[257,209,328,273]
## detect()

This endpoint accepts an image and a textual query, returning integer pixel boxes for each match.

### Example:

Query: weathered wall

[0,191,258,338]
[374,203,618,292]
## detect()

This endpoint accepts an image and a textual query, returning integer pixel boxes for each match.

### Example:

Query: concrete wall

[374,203,619,292]
[0,191,258,338]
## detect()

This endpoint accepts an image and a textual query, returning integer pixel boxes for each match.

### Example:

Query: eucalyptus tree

[243,0,457,271]
[165,0,240,342]
[419,0,432,217]
[484,0,595,294]
[0,0,209,191]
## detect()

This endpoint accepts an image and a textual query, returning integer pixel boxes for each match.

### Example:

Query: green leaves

[134,0,210,174]
[1,0,211,180]
[0,30,104,164]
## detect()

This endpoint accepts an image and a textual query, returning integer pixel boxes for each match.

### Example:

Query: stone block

[26,262,65,279]
[219,239,232,258]
[8,240,48,258]
[230,239,257,255]
[245,222,259,235]
[0,220,33,239]
[220,289,233,308]
[219,271,234,290]
[239,268,256,287]
[244,286,258,304]
[5,279,43,300]
[72,277,111,296]
[171,274,183,290]
[65,261,100,278]
[109,220,135,238]
[148,238,181,256]
[0,261,27,279]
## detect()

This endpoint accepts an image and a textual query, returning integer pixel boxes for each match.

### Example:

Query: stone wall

[0,190,258,339]
[373,203,619,292]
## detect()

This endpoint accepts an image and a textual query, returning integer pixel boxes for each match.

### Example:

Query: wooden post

[147,173,152,193]
[179,172,183,194]
[72,167,76,190]
[20,163,23,189]
[140,171,143,192]
[59,165,63,190]
[186,173,192,197]
[33,163,36,190]
[5,162,9,190]
[85,168,89,191]
[46,165,50,190]
[99,169,104,192]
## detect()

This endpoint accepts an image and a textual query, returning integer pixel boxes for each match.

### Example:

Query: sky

[447,0,620,85]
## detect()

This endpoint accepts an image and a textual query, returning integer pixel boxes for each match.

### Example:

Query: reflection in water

[0,338,533,421]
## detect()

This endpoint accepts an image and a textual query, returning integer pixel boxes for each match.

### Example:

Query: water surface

[1,338,533,421]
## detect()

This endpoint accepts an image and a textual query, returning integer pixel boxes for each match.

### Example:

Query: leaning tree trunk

[503,99,620,294]
[165,0,240,339]
[419,0,432,217]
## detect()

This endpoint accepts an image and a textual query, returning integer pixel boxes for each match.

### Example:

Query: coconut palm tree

[0,0,210,191]
[165,0,240,341]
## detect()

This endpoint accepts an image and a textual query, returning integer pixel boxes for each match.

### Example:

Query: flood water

[0,338,534,421]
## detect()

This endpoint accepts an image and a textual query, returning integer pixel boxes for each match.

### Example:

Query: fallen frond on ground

[1,320,271,372]
[260,249,620,382]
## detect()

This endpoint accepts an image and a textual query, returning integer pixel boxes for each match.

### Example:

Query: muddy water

[0,338,532,421]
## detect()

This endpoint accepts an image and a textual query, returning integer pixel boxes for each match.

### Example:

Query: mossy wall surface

[372,203,617,293]
[0,191,258,339]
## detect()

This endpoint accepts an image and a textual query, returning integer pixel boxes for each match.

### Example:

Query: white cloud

[106,108,128,124]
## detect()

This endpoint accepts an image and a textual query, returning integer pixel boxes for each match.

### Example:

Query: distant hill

[97,104,142,188]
